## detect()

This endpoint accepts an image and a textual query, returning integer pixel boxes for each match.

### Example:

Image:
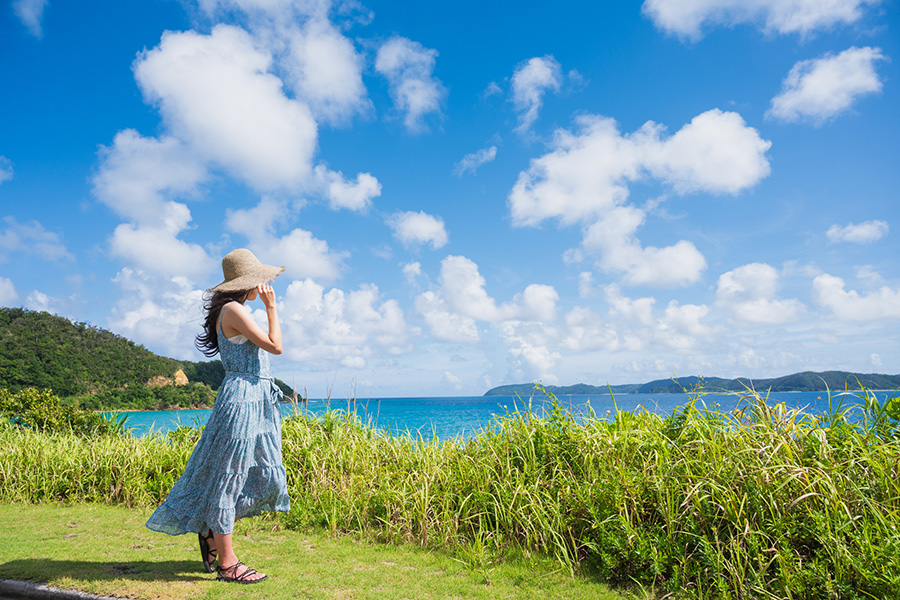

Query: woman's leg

[212,530,266,581]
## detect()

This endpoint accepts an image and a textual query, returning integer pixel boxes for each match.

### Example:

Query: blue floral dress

[145,309,290,536]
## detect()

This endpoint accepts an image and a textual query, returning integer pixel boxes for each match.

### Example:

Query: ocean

[107,388,894,439]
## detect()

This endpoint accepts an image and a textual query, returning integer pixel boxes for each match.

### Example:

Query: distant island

[484,372,900,397]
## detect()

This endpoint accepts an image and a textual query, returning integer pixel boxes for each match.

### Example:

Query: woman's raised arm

[221,284,283,355]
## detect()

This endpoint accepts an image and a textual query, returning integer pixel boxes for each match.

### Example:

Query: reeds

[2,387,899,598]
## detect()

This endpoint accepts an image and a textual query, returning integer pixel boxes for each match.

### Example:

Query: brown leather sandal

[216,561,267,584]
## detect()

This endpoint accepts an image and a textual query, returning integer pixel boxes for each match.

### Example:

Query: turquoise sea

[108,389,894,439]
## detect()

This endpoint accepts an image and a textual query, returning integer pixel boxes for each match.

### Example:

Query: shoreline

[98,405,212,413]
[100,400,304,413]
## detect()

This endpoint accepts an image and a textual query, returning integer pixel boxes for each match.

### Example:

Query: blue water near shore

[107,389,894,439]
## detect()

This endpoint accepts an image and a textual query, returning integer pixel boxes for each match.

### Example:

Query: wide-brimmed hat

[207,248,285,293]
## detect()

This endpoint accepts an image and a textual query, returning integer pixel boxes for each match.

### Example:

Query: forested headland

[0,307,292,410]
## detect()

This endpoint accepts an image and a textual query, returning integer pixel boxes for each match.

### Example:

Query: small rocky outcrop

[147,375,172,388]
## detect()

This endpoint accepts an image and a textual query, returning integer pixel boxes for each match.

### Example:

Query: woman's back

[218,305,270,378]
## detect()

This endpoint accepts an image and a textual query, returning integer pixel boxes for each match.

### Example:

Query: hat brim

[206,265,285,293]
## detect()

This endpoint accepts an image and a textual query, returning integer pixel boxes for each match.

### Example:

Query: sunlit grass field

[3,386,900,599]
[0,503,612,600]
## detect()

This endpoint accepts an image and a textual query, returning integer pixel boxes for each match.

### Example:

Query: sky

[1,0,899,398]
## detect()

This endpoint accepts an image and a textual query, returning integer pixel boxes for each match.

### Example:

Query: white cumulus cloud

[95,19,379,282]
[314,165,381,212]
[109,203,214,279]
[109,268,207,359]
[655,301,714,351]
[414,256,560,344]
[375,37,445,133]
[768,47,887,125]
[437,255,516,322]
[270,229,347,283]
[387,211,449,250]
[642,0,880,40]
[812,273,900,321]
[93,130,208,224]
[560,307,619,352]
[509,109,771,227]
[518,284,559,322]
[415,291,480,343]
[25,290,78,315]
[226,198,347,283]
[856,265,885,286]
[501,320,561,383]
[279,278,416,369]
[134,25,318,190]
[715,263,804,324]
[0,277,18,305]
[605,284,656,325]
[826,219,888,244]
[0,216,73,262]
[92,130,213,278]
[190,0,372,126]
[511,56,562,134]
[509,109,769,287]
[601,286,703,353]
[642,110,773,195]
[282,18,371,125]
[454,146,497,177]
[583,206,708,287]
[13,0,48,38]
[402,261,421,285]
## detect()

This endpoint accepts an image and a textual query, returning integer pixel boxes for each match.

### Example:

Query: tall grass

[2,387,900,598]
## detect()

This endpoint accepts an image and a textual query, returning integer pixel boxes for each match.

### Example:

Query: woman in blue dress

[146,248,290,584]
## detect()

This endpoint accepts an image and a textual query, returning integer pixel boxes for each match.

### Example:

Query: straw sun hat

[207,248,285,293]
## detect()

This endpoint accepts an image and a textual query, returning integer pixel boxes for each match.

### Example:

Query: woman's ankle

[218,553,239,569]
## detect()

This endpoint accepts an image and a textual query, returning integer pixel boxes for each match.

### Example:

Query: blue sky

[1,0,898,397]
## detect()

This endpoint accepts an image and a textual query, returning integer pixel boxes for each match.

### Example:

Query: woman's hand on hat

[258,283,276,309]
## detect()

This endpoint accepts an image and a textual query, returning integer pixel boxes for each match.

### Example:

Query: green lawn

[0,503,625,600]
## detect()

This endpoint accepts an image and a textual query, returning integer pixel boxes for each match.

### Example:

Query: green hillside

[0,307,292,410]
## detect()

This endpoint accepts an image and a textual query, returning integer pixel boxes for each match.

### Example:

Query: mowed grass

[0,503,620,600]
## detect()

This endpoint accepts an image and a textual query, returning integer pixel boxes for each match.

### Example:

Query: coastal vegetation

[0,307,291,410]
[3,385,900,598]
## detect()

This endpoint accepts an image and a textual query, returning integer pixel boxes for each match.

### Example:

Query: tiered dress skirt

[145,326,290,536]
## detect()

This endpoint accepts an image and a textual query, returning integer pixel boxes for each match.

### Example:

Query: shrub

[0,387,125,436]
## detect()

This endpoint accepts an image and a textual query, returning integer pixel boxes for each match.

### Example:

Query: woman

[146,248,290,584]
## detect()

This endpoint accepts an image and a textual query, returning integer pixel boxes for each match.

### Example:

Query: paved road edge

[0,579,123,600]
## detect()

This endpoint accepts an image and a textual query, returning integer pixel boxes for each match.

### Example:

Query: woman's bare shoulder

[227,300,251,313]
[219,301,244,323]
[222,301,250,321]
[220,301,249,335]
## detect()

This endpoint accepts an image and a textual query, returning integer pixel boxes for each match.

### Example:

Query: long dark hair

[195,289,252,357]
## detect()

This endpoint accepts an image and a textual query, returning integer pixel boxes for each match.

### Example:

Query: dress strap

[217,302,236,336]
